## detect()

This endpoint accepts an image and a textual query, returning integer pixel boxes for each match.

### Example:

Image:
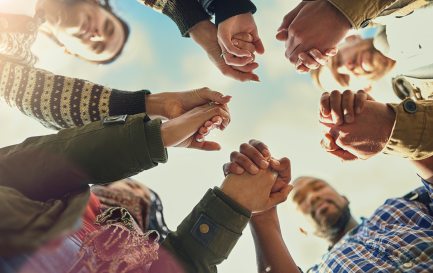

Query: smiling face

[292,177,349,236]
[313,35,396,91]
[43,0,127,63]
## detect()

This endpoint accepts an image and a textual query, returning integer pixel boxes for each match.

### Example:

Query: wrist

[146,93,167,119]
[190,20,218,51]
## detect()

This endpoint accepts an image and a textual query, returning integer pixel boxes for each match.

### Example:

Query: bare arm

[250,208,301,273]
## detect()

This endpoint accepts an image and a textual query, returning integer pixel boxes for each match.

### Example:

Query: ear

[342,195,350,205]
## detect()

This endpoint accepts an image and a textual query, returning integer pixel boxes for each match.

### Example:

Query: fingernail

[233,40,239,46]
[251,165,259,173]
[345,114,353,123]
[235,166,243,173]
[260,160,268,169]
[356,107,361,114]
[263,149,270,157]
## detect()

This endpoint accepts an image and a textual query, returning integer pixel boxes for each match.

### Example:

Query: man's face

[292,177,349,234]
[319,36,395,90]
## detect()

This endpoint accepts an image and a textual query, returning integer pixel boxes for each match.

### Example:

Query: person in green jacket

[0,112,292,273]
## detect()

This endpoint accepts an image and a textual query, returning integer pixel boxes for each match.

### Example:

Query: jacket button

[403,99,417,114]
[199,224,210,234]
[360,19,371,28]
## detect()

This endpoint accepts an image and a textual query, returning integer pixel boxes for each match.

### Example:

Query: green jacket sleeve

[0,113,167,202]
[150,187,251,273]
[384,99,433,160]
[0,59,149,130]
[327,0,420,29]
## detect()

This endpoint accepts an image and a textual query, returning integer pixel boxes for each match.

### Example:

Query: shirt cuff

[384,99,433,160]
[327,0,394,29]
[214,0,257,25]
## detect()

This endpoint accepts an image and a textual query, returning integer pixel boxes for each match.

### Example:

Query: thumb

[189,140,222,151]
[276,29,288,41]
[252,30,265,54]
[269,184,293,206]
[201,89,232,104]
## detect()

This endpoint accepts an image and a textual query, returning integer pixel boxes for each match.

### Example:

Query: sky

[0,0,425,271]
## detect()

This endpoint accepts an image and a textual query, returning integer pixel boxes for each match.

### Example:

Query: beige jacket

[328,0,431,28]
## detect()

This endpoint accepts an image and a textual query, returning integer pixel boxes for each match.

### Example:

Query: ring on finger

[220,51,228,59]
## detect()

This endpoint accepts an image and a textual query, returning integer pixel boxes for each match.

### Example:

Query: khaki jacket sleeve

[327,0,414,28]
[0,59,149,130]
[151,187,251,273]
[0,113,167,202]
[384,99,433,160]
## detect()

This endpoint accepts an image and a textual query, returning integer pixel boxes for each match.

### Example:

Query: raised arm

[251,208,300,273]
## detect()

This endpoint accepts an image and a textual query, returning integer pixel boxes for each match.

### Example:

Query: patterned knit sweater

[0,13,147,130]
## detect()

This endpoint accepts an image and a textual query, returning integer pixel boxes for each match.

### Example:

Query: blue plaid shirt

[308,180,433,273]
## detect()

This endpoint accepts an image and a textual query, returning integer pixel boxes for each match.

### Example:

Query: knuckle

[230,151,238,159]
[239,143,249,151]
[342,89,352,96]
[330,90,341,97]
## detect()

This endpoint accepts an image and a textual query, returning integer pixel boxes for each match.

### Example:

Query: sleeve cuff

[109,90,150,116]
[142,118,168,164]
[162,0,211,36]
[214,0,257,25]
[384,99,433,160]
[171,188,250,264]
[327,0,394,29]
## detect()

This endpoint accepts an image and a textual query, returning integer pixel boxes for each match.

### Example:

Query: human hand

[319,90,374,125]
[320,101,396,160]
[218,13,265,66]
[277,0,350,70]
[146,87,231,121]
[220,167,292,214]
[161,104,230,151]
[190,20,260,81]
[223,139,292,194]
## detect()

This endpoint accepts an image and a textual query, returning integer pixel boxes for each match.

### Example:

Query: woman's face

[46,0,126,63]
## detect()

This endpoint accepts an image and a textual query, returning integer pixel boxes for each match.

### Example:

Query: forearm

[198,0,257,24]
[0,114,167,201]
[152,187,250,273]
[250,210,300,273]
[0,60,148,130]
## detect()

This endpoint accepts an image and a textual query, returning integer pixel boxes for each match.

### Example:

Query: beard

[313,201,352,242]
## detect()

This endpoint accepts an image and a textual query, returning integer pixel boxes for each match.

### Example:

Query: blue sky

[0,0,423,271]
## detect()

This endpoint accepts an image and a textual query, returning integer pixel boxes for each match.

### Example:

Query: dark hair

[43,0,130,65]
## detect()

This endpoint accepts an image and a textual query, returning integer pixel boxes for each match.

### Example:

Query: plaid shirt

[308,180,433,273]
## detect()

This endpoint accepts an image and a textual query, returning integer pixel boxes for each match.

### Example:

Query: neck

[328,217,358,246]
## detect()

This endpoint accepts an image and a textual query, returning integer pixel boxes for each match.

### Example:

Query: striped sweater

[0,13,147,130]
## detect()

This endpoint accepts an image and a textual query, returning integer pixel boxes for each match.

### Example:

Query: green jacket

[0,114,250,272]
